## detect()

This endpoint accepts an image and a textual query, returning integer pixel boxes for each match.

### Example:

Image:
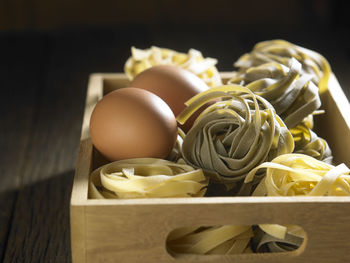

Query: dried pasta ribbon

[245,153,350,196]
[290,123,332,163]
[245,153,350,252]
[229,57,321,128]
[177,85,294,188]
[301,114,314,129]
[233,39,331,94]
[300,110,325,130]
[124,46,222,87]
[253,225,305,253]
[252,216,305,253]
[167,225,253,255]
[89,158,208,199]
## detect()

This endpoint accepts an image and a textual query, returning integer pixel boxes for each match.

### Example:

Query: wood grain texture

[0,33,49,261]
[2,27,152,263]
[2,32,84,262]
[83,199,350,263]
[315,75,350,166]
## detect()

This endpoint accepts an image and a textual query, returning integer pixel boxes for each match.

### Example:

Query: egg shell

[89,87,178,161]
[130,65,210,131]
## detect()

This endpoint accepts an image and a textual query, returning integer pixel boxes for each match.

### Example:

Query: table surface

[1,26,349,262]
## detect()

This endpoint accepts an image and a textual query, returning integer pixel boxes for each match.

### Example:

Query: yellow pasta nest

[244,153,350,252]
[89,158,208,199]
[245,153,350,252]
[245,153,350,196]
[177,85,294,188]
[124,46,222,88]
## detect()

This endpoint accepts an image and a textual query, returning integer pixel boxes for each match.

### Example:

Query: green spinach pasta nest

[229,57,321,128]
[290,123,332,163]
[176,85,295,188]
[233,39,331,94]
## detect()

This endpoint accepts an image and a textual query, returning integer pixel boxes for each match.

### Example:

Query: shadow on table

[1,170,75,263]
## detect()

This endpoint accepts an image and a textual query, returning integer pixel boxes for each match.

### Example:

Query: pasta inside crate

[90,73,350,171]
[70,72,350,263]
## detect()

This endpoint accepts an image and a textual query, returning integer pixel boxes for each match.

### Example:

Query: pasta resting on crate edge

[124,46,222,88]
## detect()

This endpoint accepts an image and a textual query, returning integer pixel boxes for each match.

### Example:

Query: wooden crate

[70,72,350,263]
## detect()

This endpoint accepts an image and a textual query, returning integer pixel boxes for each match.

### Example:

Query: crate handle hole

[166,224,306,257]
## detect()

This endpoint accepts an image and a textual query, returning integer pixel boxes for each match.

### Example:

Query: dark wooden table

[1,26,349,262]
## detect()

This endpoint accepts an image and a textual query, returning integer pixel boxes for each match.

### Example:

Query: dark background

[1,0,349,262]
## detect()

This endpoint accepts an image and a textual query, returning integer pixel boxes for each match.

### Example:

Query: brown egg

[89,87,178,161]
[130,65,210,131]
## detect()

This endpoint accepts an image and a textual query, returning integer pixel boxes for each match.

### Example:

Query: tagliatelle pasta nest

[124,46,222,88]
[89,158,208,199]
[229,58,321,128]
[176,85,294,189]
[245,153,350,196]
[244,153,350,251]
[233,39,331,94]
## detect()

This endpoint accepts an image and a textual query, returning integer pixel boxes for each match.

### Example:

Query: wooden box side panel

[71,74,104,263]
[314,75,350,166]
[83,199,350,263]
[70,205,86,263]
